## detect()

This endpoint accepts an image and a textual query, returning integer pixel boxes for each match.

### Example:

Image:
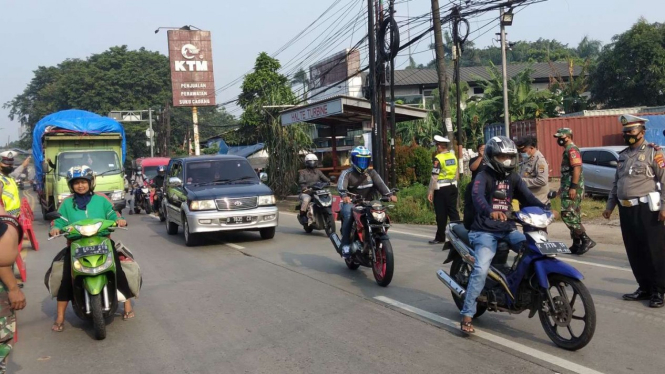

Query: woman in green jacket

[49,165,134,332]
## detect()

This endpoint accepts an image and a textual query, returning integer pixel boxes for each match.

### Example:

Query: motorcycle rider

[48,165,135,332]
[461,137,545,333]
[298,154,330,225]
[151,165,166,213]
[337,146,397,258]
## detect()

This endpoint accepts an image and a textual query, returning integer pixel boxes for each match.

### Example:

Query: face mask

[557,138,566,147]
[1,166,14,174]
[623,133,641,145]
[501,159,513,167]
[520,153,529,159]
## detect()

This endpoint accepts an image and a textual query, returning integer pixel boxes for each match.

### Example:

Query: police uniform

[0,153,21,217]
[554,128,595,254]
[606,114,665,307]
[519,149,549,203]
[429,136,460,243]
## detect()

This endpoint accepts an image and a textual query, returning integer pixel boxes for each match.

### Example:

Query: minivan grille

[215,197,258,211]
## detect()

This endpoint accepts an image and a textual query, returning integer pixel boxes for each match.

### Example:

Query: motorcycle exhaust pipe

[436,269,466,299]
[329,233,342,255]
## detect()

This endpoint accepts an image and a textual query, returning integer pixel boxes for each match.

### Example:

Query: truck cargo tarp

[32,109,126,182]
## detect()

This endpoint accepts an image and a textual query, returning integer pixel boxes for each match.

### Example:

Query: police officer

[603,114,665,308]
[516,136,549,204]
[427,135,460,244]
[554,128,595,255]
[0,152,29,217]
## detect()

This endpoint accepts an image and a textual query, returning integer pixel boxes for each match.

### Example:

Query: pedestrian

[516,136,549,204]
[553,128,595,255]
[0,183,26,374]
[603,114,665,308]
[463,142,486,230]
[427,135,460,244]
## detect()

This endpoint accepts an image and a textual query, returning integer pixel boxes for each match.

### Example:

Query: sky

[1,0,663,144]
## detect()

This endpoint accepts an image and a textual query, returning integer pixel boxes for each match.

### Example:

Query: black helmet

[483,136,518,178]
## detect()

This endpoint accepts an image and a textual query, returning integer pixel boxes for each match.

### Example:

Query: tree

[291,68,309,100]
[238,52,313,197]
[549,59,591,113]
[590,19,665,107]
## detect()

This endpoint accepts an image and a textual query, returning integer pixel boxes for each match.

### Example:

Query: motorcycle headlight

[258,195,276,206]
[74,222,103,236]
[190,200,216,211]
[517,212,553,228]
[371,210,386,222]
[111,190,125,201]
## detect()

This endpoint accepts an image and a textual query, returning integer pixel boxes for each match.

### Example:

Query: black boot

[569,237,581,254]
[576,233,596,255]
[299,212,308,225]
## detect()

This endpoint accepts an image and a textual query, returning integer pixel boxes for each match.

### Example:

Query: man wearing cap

[427,135,460,244]
[603,114,665,308]
[554,128,595,255]
[0,152,30,217]
[516,136,549,204]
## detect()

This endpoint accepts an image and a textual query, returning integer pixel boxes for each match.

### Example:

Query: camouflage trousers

[560,188,586,237]
[0,313,15,374]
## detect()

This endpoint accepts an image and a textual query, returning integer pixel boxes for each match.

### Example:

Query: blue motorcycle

[438,191,596,350]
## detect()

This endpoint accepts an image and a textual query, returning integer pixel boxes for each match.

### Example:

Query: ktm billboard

[167,30,216,107]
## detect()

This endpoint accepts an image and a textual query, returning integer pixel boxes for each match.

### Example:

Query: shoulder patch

[568,148,582,166]
[655,153,665,169]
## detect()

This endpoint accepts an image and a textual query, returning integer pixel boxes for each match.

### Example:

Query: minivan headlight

[190,200,216,211]
[258,195,276,206]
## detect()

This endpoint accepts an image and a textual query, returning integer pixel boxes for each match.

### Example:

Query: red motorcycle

[330,191,397,287]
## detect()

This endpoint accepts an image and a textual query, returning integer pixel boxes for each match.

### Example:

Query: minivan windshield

[185,159,258,185]
[57,151,121,177]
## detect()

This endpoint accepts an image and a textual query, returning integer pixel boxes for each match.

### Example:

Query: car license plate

[535,241,571,255]
[75,243,109,258]
[227,216,253,224]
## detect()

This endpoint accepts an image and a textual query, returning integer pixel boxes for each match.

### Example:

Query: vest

[435,152,458,180]
[0,175,21,216]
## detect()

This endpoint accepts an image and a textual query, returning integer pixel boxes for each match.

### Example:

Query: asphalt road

[9,192,664,374]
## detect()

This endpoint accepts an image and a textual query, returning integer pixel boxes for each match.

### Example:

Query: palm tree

[291,68,309,101]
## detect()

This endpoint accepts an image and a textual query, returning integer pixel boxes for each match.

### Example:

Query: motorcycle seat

[452,224,471,247]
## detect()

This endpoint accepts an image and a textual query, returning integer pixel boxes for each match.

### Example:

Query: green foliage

[590,19,665,107]
[202,145,220,155]
[394,140,434,187]
[549,60,591,113]
[238,52,313,198]
[413,146,434,186]
[397,111,442,146]
[458,174,472,206]
[390,184,436,225]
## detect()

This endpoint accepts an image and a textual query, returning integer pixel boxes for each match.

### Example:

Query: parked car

[579,146,627,196]
[163,155,278,246]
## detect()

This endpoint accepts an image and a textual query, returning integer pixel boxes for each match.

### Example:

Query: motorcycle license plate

[226,216,253,224]
[74,243,109,258]
[535,242,571,255]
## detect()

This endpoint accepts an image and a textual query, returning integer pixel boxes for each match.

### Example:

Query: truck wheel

[260,227,276,240]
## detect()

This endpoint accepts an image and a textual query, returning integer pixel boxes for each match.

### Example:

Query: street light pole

[500,7,510,138]
[148,108,154,157]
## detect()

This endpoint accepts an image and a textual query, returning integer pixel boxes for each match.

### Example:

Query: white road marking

[388,229,432,239]
[224,242,245,250]
[558,258,631,272]
[374,296,605,374]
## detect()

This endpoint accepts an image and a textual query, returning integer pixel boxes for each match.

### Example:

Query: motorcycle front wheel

[538,274,596,351]
[449,258,487,318]
[372,238,394,287]
[90,293,106,340]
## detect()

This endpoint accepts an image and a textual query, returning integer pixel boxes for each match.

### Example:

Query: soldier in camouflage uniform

[554,128,596,255]
[0,183,25,373]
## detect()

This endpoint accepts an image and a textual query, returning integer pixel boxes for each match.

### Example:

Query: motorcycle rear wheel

[90,293,106,340]
[449,258,486,318]
[372,238,394,287]
[324,214,336,236]
[538,275,596,351]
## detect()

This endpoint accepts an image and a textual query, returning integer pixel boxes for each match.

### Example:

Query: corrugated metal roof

[394,62,582,86]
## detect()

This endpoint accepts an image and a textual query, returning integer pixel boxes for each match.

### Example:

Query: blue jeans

[340,203,354,246]
[460,230,526,318]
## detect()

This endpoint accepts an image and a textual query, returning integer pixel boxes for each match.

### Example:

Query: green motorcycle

[46,212,124,340]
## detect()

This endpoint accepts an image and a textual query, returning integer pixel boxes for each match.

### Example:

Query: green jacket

[54,193,121,230]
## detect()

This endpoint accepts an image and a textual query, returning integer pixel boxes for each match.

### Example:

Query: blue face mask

[520,153,529,159]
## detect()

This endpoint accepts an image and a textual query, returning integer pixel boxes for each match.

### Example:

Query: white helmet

[304,153,318,168]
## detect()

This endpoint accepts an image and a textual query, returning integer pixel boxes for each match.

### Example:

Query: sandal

[122,311,135,321]
[460,320,475,334]
[51,322,64,332]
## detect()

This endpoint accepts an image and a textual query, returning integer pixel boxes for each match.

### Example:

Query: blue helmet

[350,146,372,173]
[66,165,96,193]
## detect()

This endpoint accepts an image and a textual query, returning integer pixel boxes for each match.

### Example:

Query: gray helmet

[483,136,518,178]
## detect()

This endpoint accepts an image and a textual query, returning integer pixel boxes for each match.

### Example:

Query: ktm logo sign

[174,43,209,72]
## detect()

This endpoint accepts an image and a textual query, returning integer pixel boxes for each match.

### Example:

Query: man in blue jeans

[461,136,546,333]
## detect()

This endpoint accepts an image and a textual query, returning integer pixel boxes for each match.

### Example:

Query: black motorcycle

[16,173,27,190]
[296,182,335,235]
[152,184,165,222]
[132,180,151,215]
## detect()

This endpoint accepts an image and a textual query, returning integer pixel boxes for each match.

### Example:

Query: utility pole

[192,107,201,155]
[148,108,154,157]
[378,0,387,179]
[500,7,510,137]
[431,0,452,136]
[164,100,171,157]
[389,0,397,188]
[452,7,464,175]
[368,0,379,175]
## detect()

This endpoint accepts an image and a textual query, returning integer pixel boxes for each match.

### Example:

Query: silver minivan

[579,146,627,196]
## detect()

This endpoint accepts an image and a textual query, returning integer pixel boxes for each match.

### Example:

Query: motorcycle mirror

[547,190,558,199]
[44,212,63,221]
[259,172,268,183]
[493,190,507,200]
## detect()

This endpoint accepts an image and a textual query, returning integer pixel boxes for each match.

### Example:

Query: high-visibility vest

[0,175,21,217]
[435,152,458,181]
